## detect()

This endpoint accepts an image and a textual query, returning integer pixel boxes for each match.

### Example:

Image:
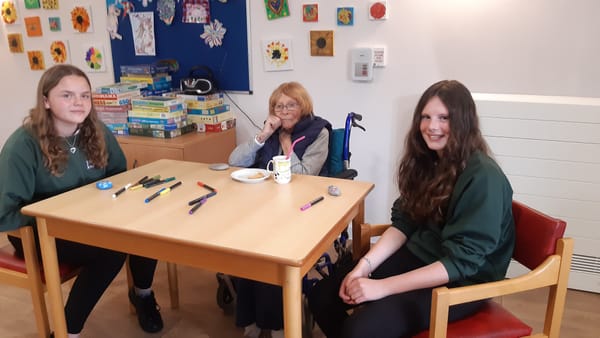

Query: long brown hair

[397,80,490,224]
[23,64,107,176]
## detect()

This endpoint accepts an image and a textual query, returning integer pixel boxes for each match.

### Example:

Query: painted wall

[1,0,598,285]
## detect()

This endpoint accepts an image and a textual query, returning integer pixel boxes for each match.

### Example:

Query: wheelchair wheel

[216,273,236,315]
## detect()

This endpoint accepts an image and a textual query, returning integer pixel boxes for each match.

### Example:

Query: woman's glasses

[274,102,299,112]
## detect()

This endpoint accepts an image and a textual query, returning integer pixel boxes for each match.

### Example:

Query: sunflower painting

[71,6,92,33]
[262,39,293,71]
[27,50,45,70]
[7,33,23,53]
[1,0,18,24]
[84,45,105,72]
[50,40,68,63]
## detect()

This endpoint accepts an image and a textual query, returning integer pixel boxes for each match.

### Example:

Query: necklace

[64,130,79,154]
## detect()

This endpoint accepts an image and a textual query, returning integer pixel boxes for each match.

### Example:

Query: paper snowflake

[200,19,226,48]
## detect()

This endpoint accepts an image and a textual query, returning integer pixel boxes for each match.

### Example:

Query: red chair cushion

[0,244,80,283]
[412,301,532,338]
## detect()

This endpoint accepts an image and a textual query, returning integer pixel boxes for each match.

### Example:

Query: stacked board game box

[164,91,235,132]
[94,82,146,135]
[120,64,172,97]
[127,96,194,138]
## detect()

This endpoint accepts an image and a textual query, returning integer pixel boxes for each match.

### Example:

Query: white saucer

[230,169,270,183]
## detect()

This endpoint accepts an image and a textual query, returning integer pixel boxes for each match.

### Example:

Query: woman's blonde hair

[268,81,314,118]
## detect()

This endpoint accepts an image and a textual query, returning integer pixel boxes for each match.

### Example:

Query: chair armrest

[333,169,358,180]
[358,223,391,257]
[428,237,574,338]
[435,238,573,306]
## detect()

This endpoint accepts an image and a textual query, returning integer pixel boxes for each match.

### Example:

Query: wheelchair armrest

[333,169,358,180]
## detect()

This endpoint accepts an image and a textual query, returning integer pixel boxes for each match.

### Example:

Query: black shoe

[128,288,164,333]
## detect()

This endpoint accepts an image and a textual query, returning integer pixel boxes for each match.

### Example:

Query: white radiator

[474,93,600,293]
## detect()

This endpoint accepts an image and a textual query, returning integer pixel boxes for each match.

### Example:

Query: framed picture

[262,38,293,71]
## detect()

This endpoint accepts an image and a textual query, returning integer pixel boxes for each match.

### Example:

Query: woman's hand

[339,259,381,304]
[342,277,390,305]
[256,115,281,143]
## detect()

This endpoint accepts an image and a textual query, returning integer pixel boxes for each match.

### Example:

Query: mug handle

[266,160,274,174]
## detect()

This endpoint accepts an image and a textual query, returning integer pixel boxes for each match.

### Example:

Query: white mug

[266,155,292,184]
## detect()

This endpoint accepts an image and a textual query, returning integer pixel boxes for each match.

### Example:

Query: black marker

[188,191,217,206]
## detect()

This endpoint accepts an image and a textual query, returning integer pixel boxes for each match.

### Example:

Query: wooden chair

[0,226,80,338]
[359,200,573,338]
[0,226,179,338]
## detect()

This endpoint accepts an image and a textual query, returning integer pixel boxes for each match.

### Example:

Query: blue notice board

[108,0,251,93]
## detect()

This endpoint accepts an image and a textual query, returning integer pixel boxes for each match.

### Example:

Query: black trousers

[9,235,158,334]
[234,277,284,330]
[308,246,485,338]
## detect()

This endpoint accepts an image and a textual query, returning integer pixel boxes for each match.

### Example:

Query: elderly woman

[228,81,332,338]
[229,81,331,176]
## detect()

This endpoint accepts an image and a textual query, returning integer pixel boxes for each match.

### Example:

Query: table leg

[37,218,67,338]
[352,200,366,260]
[283,265,302,338]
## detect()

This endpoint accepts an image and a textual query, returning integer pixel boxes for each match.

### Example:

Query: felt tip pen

[143,177,175,188]
[112,183,132,198]
[300,196,324,211]
[197,181,217,192]
[159,181,182,195]
[145,188,167,203]
[188,191,217,206]
[136,175,149,185]
[188,197,208,215]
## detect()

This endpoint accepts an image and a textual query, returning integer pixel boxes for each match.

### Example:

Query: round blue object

[96,180,113,190]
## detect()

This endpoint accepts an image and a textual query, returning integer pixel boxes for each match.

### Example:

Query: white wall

[2,1,599,288]
[229,0,600,226]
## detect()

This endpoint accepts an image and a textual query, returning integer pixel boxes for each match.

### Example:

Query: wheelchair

[216,112,365,336]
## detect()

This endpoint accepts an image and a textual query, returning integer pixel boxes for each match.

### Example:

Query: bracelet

[361,256,373,278]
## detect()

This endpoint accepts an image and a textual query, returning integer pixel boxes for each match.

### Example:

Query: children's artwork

[182,0,210,24]
[262,39,293,72]
[264,0,289,20]
[71,5,93,33]
[337,7,353,26]
[2,0,18,25]
[7,33,23,53]
[302,4,317,22]
[27,50,45,70]
[83,44,106,72]
[48,16,60,31]
[24,0,40,9]
[200,19,226,48]
[310,30,333,57]
[157,0,175,25]
[106,2,122,39]
[25,16,42,36]
[369,1,387,20]
[130,11,155,56]
[41,0,58,10]
[50,40,69,63]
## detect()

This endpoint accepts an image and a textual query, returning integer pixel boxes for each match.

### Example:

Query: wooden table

[22,159,374,338]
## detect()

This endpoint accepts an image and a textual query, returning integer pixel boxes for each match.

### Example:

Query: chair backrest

[512,200,567,270]
[327,128,345,177]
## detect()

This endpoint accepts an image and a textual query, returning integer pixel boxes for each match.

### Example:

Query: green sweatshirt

[392,152,515,286]
[0,125,126,231]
